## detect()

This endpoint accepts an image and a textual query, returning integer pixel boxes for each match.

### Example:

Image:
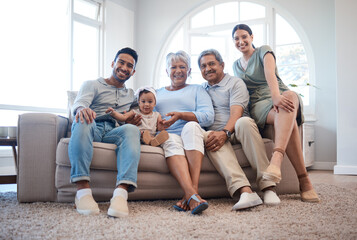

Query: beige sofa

[17,113,299,203]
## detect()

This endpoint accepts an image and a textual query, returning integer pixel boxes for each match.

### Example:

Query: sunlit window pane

[0,0,69,110]
[190,54,205,83]
[226,39,242,75]
[191,36,226,55]
[276,44,307,66]
[157,1,312,109]
[215,2,238,25]
[0,110,65,127]
[208,29,231,40]
[275,14,308,105]
[278,59,309,103]
[74,0,99,20]
[191,7,214,28]
[73,21,99,90]
[240,2,265,21]
[295,86,309,105]
[157,27,185,88]
[189,72,205,85]
[190,55,200,71]
[276,14,300,45]
[278,63,309,105]
[249,24,265,47]
[0,110,27,127]
[166,27,184,53]
[278,64,309,86]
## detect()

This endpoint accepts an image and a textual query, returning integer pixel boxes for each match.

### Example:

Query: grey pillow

[67,91,78,125]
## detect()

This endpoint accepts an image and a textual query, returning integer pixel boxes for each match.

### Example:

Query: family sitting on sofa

[69,24,319,218]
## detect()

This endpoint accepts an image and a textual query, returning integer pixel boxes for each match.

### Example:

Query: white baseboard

[334,165,357,175]
[309,161,336,170]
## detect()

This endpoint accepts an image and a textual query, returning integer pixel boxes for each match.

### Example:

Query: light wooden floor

[308,170,357,191]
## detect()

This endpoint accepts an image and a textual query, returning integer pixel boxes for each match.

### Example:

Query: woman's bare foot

[175,197,189,211]
[186,194,207,211]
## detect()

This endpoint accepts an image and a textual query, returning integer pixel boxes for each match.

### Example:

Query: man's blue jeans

[68,120,141,192]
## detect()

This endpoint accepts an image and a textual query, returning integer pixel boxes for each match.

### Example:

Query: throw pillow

[67,90,78,125]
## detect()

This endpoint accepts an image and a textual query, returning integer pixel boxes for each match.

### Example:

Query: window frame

[0,0,104,116]
[70,0,104,91]
[153,0,315,115]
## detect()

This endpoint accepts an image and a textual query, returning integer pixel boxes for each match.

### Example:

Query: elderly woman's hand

[157,119,167,131]
[162,112,182,128]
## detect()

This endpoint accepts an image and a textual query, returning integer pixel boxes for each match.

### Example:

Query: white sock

[76,188,92,200]
[113,188,128,200]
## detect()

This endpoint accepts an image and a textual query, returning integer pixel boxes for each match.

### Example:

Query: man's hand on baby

[157,119,168,131]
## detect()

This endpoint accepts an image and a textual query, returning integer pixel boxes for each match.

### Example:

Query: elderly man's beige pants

[204,117,276,197]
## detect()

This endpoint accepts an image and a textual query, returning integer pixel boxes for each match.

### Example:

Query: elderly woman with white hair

[155,50,214,215]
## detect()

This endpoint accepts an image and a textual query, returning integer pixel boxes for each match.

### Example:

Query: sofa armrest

[17,113,69,202]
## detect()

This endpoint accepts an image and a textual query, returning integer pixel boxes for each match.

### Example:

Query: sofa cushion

[57,138,170,173]
[56,138,274,175]
[57,138,221,173]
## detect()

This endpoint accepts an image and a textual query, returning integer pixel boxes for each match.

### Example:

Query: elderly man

[196,49,281,210]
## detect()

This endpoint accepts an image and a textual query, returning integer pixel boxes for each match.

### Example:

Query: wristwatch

[222,129,232,138]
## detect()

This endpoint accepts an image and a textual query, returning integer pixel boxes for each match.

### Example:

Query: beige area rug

[1,183,356,240]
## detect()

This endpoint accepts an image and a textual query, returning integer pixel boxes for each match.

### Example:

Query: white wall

[135,0,207,88]
[0,0,137,171]
[104,0,136,88]
[108,0,136,12]
[334,0,357,175]
[135,0,338,169]
[271,1,337,169]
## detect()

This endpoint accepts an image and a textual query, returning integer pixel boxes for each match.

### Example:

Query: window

[71,0,103,91]
[0,0,103,126]
[275,14,310,104]
[155,0,314,113]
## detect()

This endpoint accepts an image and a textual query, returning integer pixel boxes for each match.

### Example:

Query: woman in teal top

[232,24,319,203]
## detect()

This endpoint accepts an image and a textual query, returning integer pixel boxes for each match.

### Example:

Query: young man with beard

[197,49,281,210]
[68,47,141,217]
